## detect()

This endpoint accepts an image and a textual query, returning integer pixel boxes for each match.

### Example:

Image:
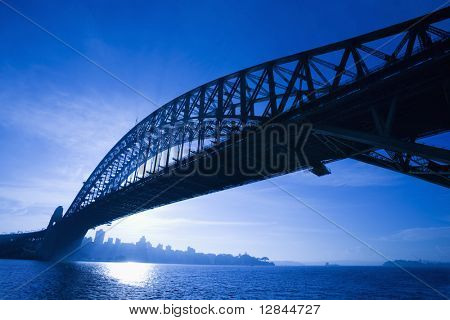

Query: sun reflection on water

[103,262,156,286]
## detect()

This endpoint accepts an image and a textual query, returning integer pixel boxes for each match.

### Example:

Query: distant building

[94,229,105,244]
[115,238,121,246]
[107,237,113,245]
[82,237,92,245]
[137,236,146,246]
[187,246,195,254]
[165,245,172,251]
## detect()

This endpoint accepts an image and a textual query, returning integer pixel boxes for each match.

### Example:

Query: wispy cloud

[0,81,153,231]
[381,226,450,241]
[0,90,138,156]
[131,216,276,227]
[0,196,51,233]
[288,160,401,187]
[0,177,77,209]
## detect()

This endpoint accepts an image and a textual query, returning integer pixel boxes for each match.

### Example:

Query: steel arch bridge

[1,8,449,260]
[67,8,450,218]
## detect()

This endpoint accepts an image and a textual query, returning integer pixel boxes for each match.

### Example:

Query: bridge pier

[38,225,87,261]
[36,207,88,261]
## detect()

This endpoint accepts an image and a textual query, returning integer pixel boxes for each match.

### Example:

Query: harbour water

[0,259,449,299]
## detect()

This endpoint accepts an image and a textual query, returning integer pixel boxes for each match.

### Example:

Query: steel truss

[65,8,450,217]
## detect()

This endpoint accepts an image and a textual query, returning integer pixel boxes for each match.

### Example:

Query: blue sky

[0,0,449,264]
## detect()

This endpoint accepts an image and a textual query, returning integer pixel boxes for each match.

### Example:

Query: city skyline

[89,228,198,253]
[0,0,449,264]
[73,229,274,266]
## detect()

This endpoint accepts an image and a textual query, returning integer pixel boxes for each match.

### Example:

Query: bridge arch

[64,8,450,218]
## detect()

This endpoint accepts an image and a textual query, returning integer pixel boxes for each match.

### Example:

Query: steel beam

[313,125,450,165]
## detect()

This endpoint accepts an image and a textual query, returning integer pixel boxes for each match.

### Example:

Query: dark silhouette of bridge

[1,8,449,260]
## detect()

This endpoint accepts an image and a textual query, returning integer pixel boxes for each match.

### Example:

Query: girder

[64,7,450,218]
[313,125,450,165]
[353,150,450,188]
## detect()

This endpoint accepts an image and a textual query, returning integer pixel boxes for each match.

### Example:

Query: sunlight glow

[103,262,156,286]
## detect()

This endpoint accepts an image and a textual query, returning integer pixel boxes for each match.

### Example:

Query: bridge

[1,8,449,260]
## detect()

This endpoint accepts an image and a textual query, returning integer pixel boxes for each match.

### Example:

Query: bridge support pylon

[37,206,88,261]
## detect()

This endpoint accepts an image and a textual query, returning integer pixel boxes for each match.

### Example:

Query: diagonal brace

[313,124,450,165]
